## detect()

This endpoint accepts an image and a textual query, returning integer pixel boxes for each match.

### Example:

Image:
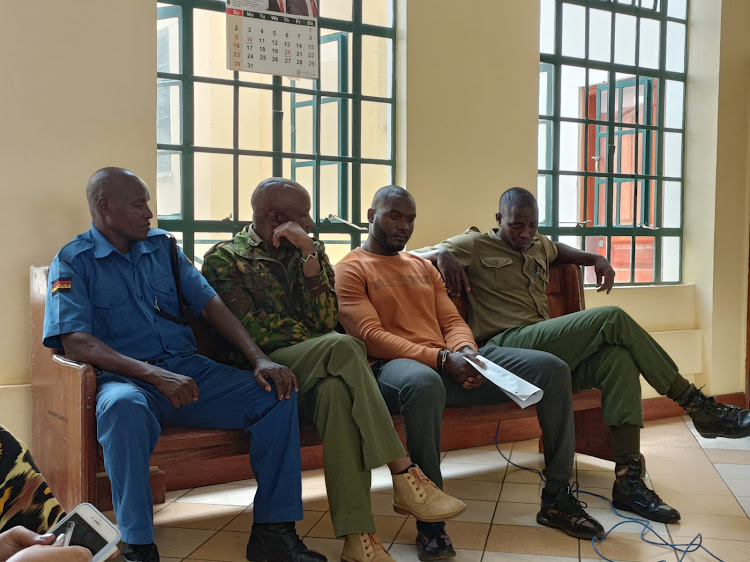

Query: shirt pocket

[480,256,514,286]
[532,256,550,283]
[92,288,138,339]
[147,275,180,318]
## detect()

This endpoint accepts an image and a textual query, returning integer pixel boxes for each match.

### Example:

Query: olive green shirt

[416,228,559,345]
[202,225,338,364]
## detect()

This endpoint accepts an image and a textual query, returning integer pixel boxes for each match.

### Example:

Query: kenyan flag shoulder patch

[51,277,72,295]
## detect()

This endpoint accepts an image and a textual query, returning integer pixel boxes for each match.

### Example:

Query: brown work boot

[392,466,466,522]
[341,533,394,562]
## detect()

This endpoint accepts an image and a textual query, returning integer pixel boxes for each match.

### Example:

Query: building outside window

[538,0,688,284]
[156,0,396,265]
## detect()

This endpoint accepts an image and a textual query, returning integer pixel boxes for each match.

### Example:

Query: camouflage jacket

[202,225,338,363]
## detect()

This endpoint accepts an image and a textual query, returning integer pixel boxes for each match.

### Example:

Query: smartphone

[49,502,121,562]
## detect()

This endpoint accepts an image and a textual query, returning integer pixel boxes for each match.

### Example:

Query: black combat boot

[246,522,326,562]
[676,384,750,439]
[612,454,680,523]
[122,542,160,562]
[537,484,605,540]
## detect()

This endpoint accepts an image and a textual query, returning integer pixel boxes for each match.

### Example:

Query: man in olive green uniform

[202,178,465,562]
[415,187,750,524]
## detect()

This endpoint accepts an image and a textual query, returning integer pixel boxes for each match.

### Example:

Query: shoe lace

[549,483,600,530]
[362,534,385,559]
[409,467,435,498]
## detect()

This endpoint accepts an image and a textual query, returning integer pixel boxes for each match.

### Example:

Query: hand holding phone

[48,503,120,562]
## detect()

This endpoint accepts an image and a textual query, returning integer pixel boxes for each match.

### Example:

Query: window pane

[320,31,351,94]
[613,127,636,174]
[540,0,556,55]
[588,68,610,120]
[589,9,612,63]
[662,236,680,282]
[361,164,392,222]
[539,120,553,170]
[614,13,636,66]
[362,35,393,98]
[560,121,583,172]
[584,235,607,283]
[238,86,274,152]
[537,174,552,226]
[562,4,586,59]
[237,156,274,221]
[320,0,351,21]
[665,80,684,129]
[638,128,658,176]
[195,232,234,267]
[362,0,392,27]
[539,64,554,116]
[667,0,688,20]
[587,125,608,173]
[157,151,182,217]
[662,181,681,228]
[634,236,655,282]
[157,5,181,74]
[666,22,686,73]
[195,8,234,80]
[610,236,632,282]
[288,101,315,155]
[194,152,233,221]
[361,101,391,160]
[585,176,608,227]
[638,18,660,69]
[157,79,181,145]
[558,175,583,224]
[320,98,348,157]
[558,236,582,250]
[663,132,683,177]
[560,65,586,119]
[319,162,343,219]
[194,83,234,149]
[613,180,636,226]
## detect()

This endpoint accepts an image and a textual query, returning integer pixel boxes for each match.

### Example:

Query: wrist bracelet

[439,348,449,374]
[301,251,318,263]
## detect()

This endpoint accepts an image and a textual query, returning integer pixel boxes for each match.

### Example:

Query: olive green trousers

[487,306,681,427]
[269,333,406,537]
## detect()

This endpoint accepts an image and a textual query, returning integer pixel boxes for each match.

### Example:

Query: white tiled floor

[108,416,750,561]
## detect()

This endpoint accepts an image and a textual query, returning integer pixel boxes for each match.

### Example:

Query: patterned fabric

[0,426,64,533]
[202,224,338,361]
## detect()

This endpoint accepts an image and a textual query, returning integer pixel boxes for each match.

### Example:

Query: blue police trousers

[95,354,303,544]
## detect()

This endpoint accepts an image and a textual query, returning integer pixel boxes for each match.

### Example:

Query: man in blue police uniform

[42,168,326,562]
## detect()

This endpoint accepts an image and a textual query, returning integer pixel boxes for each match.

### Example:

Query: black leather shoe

[122,542,160,562]
[612,454,680,523]
[677,384,750,439]
[537,483,605,540]
[246,522,326,562]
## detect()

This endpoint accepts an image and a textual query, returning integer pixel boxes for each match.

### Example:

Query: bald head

[86,167,142,219]
[499,187,537,216]
[371,184,413,211]
[250,177,313,244]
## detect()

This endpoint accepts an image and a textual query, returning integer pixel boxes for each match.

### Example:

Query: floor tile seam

[384,515,409,551]
[181,528,224,561]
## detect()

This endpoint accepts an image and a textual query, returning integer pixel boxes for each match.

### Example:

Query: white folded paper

[464,355,544,409]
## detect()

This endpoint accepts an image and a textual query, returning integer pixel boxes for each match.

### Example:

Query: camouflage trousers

[269,333,406,537]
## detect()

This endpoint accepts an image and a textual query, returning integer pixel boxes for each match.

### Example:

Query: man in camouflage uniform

[202,178,465,562]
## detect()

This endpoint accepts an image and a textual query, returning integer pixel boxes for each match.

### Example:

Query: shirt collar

[487,228,540,252]
[233,224,268,258]
[90,224,159,259]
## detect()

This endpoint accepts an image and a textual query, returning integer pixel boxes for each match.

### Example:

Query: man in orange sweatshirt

[334,185,603,561]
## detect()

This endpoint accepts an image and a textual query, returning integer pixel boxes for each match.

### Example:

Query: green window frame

[156,0,397,265]
[538,0,688,285]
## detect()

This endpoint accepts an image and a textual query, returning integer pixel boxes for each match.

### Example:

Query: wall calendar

[226,0,320,79]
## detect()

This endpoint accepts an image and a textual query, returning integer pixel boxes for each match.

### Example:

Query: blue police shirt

[43,225,217,361]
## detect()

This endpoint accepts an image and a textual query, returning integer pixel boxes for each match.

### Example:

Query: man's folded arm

[429,266,477,352]
[334,262,441,368]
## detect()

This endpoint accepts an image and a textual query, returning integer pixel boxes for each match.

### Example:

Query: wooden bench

[29,264,610,512]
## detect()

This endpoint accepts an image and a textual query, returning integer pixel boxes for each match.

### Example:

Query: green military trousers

[487,306,680,427]
[268,333,406,537]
